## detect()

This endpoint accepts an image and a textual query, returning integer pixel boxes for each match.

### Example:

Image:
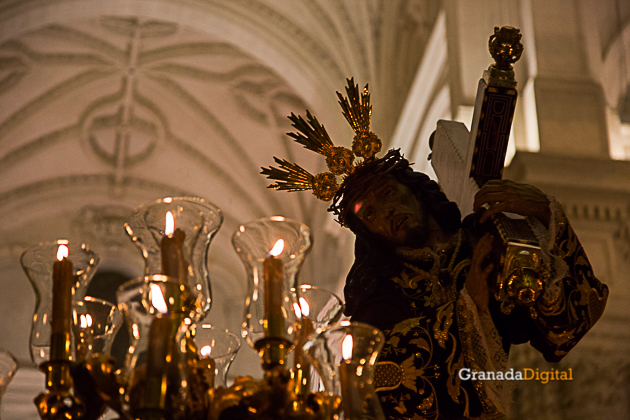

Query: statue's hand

[473,179,551,227]
[465,233,493,313]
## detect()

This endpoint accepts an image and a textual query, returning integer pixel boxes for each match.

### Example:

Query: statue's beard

[401,200,430,248]
[401,221,430,248]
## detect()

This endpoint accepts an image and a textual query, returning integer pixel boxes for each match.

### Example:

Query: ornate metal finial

[488,26,523,70]
[485,26,523,88]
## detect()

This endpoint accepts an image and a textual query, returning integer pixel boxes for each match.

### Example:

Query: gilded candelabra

[20,201,382,420]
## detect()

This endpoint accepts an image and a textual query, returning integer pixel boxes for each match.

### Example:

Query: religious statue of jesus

[262,70,608,419]
[326,147,607,419]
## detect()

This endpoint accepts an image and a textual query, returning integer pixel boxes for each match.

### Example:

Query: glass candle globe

[0,349,18,413]
[21,240,99,365]
[232,216,311,368]
[116,278,152,387]
[72,297,122,363]
[124,197,223,316]
[294,284,344,329]
[292,285,344,393]
[191,324,242,388]
[304,322,385,420]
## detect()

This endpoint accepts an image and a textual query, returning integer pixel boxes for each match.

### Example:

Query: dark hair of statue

[329,149,462,316]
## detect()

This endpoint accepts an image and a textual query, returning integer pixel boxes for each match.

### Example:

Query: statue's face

[351,174,427,245]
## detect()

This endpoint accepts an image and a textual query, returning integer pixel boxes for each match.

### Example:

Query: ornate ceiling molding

[0,16,326,219]
[0,0,442,140]
[0,0,338,120]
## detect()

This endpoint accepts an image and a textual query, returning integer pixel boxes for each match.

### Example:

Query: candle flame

[80,314,93,328]
[56,244,69,261]
[269,239,284,257]
[165,211,175,236]
[150,284,169,314]
[342,335,353,360]
[200,345,212,357]
[299,297,310,317]
[293,302,302,318]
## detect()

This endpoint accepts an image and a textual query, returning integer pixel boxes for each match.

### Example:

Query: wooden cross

[431,26,522,215]
[430,27,550,314]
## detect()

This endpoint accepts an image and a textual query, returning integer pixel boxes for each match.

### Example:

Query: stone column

[525,0,610,157]
[502,2,630,419]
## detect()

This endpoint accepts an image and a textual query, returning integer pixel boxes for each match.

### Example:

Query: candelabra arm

[35,360,86,420]
[256,337,290,370]
[78,355,128,418]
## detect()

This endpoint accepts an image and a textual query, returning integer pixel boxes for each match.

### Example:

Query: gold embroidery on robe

[433,303,454,348]
[400,355,422,392]
[380,316,445,420]
[375,210,608,420]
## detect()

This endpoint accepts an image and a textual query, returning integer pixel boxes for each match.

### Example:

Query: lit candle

[264,239,284,338]
[51,243,73,361]
[293,297,313,372]
[339,334,363,418]
[157,210,200,401]
[144,285,173,408]
[160,211,188,283]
